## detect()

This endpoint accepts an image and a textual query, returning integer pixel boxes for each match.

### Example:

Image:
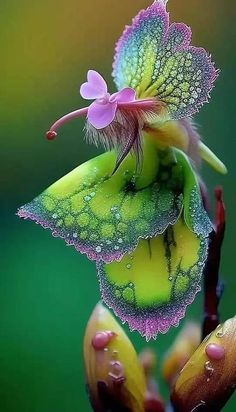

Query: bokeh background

[1,0,236,410]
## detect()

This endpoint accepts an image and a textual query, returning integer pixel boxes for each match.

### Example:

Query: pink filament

[46,107,88,139]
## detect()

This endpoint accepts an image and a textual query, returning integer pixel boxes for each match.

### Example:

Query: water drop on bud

[92,331,116,351]
[205,343,225,361]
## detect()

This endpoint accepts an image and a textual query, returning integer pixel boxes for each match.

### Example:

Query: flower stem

[202,187,226,340]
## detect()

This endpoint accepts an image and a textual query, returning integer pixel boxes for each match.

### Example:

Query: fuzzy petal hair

[85,99,165,173]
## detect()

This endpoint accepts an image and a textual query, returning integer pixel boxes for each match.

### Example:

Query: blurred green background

[1,0,235,410]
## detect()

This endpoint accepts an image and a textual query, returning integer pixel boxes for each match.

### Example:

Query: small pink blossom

[80,70,136,129]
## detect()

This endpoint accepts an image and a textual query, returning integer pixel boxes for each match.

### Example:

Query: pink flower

[46,70,162,172]
[80,70,136,129]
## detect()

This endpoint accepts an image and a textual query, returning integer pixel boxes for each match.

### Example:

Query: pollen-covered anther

[92,331,117,351]
[46,130,57,140]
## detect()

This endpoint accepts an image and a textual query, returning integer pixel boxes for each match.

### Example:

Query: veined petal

[113,1,218,119]
[17,139,183,264]
[80,70,108,100]
[88,100,118,129]
[97,219,208,340]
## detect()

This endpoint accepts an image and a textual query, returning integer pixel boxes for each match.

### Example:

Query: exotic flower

[45,0,226,175]
[17,0,227,339]
[171,316,236,412]
[84,302,146,412]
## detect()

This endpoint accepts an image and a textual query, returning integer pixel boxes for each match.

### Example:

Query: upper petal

[110,87,136,103]
[80,70,108,100]
[88,100,117,129]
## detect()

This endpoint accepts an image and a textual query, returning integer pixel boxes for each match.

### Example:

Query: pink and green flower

[17,0,227,339]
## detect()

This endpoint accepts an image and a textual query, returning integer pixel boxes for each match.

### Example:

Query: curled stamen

[46,107,88,140]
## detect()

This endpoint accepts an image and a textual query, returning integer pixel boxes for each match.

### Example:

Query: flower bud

[171,316,236,411]
[162,322,201,386]
[84,302,146,412]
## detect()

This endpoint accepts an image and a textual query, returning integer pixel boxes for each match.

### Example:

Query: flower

[171,316,236,412]
[45,1,226,175]
[18,0,227,339]
[84,302,146,412]
[80,70,136,129]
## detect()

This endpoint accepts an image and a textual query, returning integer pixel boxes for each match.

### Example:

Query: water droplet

[90,192,96,197]
[96,246,102,253]
[106,240,112,245]
[126,264,132,270]
[114,245,119,251]
[169,276,173,281]
[73,232,78,238]
[204,360,214,381]
[118,238,123,244]
[52,213,58,219]
[84,195,91,202]
[92,331,116,351]
[115,213,121,220]
[216,327,224,338]
[206,343,225,361]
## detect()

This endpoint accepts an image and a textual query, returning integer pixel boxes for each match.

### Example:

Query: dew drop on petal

[205,343,225,361]
[216,328,225,338]
[92,331,116,351]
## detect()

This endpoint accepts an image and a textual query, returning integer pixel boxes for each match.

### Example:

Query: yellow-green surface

[1,0,236,411]
[103,220,206,306]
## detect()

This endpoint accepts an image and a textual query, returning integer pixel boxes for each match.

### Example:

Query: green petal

[174,149,213,237]
[97,219,208,340]
[18,140,183,262]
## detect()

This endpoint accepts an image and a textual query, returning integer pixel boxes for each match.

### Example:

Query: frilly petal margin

[113,0,218,119]
[97,220,209,340]
[16,142,183,264]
